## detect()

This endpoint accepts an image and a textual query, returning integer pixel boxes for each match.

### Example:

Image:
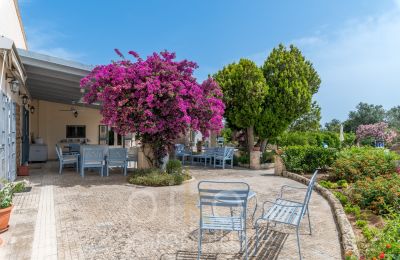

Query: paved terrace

[0,162,341,260]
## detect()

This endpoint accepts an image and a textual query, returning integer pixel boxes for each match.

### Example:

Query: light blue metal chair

[80,146,105,178]
[213,147,234,169]
[197,181,250,260]
[175,144,191,165]
[106,148,128,176]
[190,147,215,166]
[55,145,79,174]
[69,143,81,153]
[254,170,319,259]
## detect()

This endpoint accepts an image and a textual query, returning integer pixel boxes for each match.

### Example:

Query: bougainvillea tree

[356,122,397,145]
[80,50,225,167]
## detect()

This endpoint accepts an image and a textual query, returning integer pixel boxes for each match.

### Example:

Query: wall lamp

[6,76,20,94]
[30,106,35,114]
[21,94,29,105]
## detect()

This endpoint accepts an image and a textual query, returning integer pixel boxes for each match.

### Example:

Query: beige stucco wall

[0,0,28,50]
[30,100,103,159]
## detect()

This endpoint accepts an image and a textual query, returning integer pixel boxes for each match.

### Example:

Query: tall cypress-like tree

[214,59,268,152]
[256,44,321,150]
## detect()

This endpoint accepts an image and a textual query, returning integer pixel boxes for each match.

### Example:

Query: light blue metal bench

[190,147,215,166]
[106,147,128,176]
[175,144,192,165]
[213,147,234,169]
[80,146,105,178]
[197,181,250,260]
[254,170,319,259]
[55,144,79,174]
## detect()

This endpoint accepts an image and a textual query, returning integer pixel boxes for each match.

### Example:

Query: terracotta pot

[18,165,29,176]
[0,205,13,233]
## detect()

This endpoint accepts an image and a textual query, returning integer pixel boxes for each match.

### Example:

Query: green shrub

[330,147,399,182]
[166,159,182,175]
[0,180,25,209]
[362,225,378,241]
[334,191,349,205]
[319,180,339,189]
[344,204,361,219]
[277,131,355,148]
[349,173,400,214]
[237,153,250,164]
[337,179,349,188]
[281,146,337,173]
[128,167,189,186]
[355,220,368,228]
[363,214,400,259]
[261,151,275,163]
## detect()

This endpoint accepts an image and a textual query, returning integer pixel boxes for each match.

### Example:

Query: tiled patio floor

[0,162,341,260]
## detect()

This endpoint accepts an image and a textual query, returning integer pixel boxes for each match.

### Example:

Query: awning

[18,49,93,106]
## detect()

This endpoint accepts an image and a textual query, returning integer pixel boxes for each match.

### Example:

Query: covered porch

[18,50,139,163]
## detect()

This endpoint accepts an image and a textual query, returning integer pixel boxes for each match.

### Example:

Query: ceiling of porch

[18,49,95,107]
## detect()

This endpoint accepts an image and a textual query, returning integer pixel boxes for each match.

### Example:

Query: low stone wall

[282,171,359,259]
[238,162,274,169]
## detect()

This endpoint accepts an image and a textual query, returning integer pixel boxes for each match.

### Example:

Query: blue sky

[19,0,400,124]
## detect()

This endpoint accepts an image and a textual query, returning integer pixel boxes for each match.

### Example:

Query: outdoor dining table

[213,189,258,221]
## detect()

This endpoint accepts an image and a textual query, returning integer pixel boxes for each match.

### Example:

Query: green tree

[288,101,321,132]
[324,119,342,132]
[257,44,321,150]
[343,102,385,132]
[386,106,400,130]
[214,59,268,152]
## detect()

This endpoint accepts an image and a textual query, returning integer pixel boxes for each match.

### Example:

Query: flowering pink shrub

[356,122,397,144]
[80,50,225,166]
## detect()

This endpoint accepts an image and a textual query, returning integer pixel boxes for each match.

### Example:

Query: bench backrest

[108,148,127,162]
[300,170,319,218]
[81,146,104,164]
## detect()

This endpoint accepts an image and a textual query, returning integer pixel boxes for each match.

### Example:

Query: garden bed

[281,146,400,259]
[128,160,191,187]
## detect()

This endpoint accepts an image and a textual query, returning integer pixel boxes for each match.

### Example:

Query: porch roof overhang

[0,36,27,85]
[18,49,96,107]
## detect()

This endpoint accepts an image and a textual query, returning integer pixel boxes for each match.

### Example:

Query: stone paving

[0,162,341,259]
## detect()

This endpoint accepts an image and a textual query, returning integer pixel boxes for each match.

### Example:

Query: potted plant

[17,162,29,176]
[0,180,25,232]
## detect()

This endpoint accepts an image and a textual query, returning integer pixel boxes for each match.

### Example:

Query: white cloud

[25,25,83,61]
[282,0,400,123]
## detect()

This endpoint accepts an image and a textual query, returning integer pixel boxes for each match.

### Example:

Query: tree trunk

[247,126,255,153]
[260,139,268,153]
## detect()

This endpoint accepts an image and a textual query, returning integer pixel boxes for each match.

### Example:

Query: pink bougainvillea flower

[80,50,225,166]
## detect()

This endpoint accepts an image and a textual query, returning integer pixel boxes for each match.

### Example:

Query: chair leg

[238,230,243,252]
[307,207,312,235]
[197,228,202,260]
[59,162,62,174]
[124,165,127,176]
[254,219,260,255]
[80,166,84,178]
[100,167,104,177]
[76,162,79,173]
[296,226,302,260]
[244,229,248,260]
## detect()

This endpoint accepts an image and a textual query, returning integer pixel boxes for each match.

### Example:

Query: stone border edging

[282,171,359,259]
